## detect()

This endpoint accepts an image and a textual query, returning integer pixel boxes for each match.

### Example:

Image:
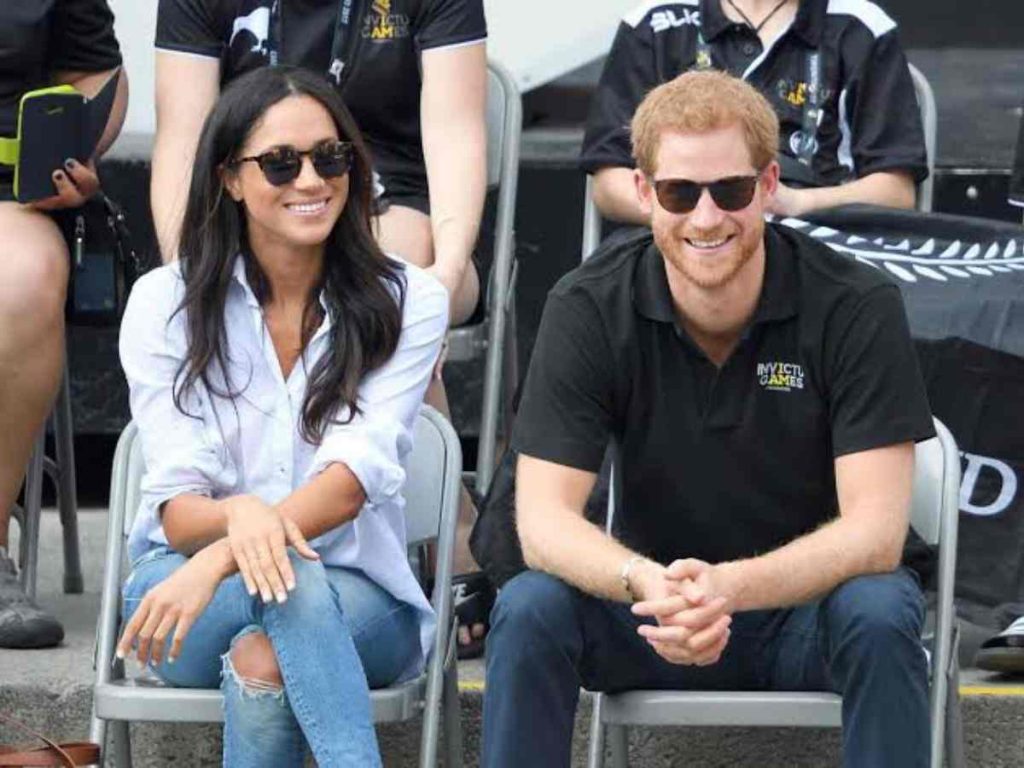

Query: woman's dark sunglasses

[652,174,760,214]
[231,140,354,186]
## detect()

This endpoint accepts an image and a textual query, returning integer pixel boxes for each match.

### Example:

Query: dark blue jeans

[482,568,928,768]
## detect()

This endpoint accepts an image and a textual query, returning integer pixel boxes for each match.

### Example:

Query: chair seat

[94,673,427,724]
[599,690,842,728]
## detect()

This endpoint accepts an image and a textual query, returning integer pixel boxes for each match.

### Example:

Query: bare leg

[0,202,68,648]
[376,205,486,649]
[0,204,69,542]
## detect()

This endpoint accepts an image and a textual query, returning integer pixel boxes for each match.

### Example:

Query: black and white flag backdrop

[785,206,1024,623]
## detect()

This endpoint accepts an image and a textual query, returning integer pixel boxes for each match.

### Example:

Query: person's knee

[827,571,924,649]
[0,209,68,324]
[228,631,283,689]
[489,570,579,648]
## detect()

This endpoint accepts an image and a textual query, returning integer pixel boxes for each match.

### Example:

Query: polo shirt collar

[633,227,798,327]
[700,0,825,47]
[700,0,734,42]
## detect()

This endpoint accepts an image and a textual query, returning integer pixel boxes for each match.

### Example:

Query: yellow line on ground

[961,685,1024,697]
[459,682,1024,696]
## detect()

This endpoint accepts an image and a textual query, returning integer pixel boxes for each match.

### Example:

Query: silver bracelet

[620,555,647,601]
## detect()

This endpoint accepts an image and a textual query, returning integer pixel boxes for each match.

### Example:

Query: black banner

[787,207,1024,625]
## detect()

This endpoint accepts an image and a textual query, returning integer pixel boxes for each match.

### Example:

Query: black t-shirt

[0,0,122,186]
[512,224,935,566]
[581,0,927,188]
[156,0,487,195]
[1010,106,1024,209]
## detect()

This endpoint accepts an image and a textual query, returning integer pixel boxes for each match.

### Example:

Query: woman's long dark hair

[172,65,405,443]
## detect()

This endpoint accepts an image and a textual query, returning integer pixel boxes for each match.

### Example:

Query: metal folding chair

[586,418,964,768]
[445,60,522,495]
[90,405,464,768]
[10,365,83,597]
[909,63,937,213]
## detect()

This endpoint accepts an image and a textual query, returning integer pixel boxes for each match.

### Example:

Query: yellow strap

[0,137,17,166]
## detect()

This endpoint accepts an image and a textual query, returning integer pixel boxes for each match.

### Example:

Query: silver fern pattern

[780,217,1024,284]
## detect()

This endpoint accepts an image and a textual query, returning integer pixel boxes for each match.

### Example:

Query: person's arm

[418,42,487,305]
[591,167,648,225]
[580,17,658,223]
[151,51,220,262]
[769,170,916,217]
[704,441,913,612]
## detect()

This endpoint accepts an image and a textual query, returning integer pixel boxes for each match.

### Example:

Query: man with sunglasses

[482,70,933,768]
[581,0,927,223]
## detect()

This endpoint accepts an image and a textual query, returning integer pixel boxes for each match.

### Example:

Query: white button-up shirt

[119,255,448,679]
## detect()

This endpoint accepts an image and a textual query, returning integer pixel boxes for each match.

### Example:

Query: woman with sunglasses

[116,65,447,767]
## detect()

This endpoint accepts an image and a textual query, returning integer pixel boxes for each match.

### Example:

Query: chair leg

[53,368,83,594]
[110,720,133,768]
[18,432,45,599]
[586,693,606,768]
[943,626,966,768]
[608,724,628,768]
[442,661,463,768]
[89,716,107,767]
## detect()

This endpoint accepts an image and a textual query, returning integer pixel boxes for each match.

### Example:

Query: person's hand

[223,495,319,604]
[116,545,224,666]
[631,558,733,666]
[29,158,99,211]
[766,180,811,218]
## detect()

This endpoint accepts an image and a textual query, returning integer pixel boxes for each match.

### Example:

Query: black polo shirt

[156,0,486,198]
[512,224,934,566]
[0,0,122,194]
[580,0,927,188]
[1010,106,1024,209]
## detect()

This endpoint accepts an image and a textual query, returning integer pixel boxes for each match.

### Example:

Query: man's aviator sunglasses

[230,140,354,186]
[652,174,760,214]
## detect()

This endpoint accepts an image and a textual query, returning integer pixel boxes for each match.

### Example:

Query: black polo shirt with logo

[512,224,934,566]
[0,0,122,196]
[581,0,927,188]
[156,0,486,199]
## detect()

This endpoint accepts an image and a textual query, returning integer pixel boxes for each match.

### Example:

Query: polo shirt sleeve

[842,30,928,183]
[156,0,227,58]
[826,285,934,457]
[511,289,616,472]
[579,21,656,174]
[416,0,487,51]
[1010,108,1024,209]
[49,0,122,73]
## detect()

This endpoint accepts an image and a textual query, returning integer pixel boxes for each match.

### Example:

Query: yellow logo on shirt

[757,361,805,392]
[365,0,410,41]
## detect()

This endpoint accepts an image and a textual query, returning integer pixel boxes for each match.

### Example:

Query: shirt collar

[700,0,825,47]
[633,226,798,327]
[229,253,333,338]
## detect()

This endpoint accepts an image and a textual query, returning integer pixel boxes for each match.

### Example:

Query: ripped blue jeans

[121,547,421,768]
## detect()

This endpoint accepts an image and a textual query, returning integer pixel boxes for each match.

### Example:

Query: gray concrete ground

[3,510,1024,766]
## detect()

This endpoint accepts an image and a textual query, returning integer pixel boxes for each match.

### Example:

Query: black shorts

[373,170,487,326]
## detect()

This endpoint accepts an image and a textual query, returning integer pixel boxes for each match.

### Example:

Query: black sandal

[452,571,495,660]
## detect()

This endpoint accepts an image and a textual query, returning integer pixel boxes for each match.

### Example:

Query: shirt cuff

[310,421,408,505]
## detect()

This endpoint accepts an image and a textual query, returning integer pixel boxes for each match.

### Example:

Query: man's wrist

[622,556,662,602]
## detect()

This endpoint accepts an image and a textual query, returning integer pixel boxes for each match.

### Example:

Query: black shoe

[0,550,64,649]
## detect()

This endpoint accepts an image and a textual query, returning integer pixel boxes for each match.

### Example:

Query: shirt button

[742,42,757,56]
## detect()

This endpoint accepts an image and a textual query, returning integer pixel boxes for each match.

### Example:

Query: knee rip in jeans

[221,651,287,705]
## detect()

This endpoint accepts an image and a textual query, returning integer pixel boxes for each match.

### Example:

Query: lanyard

[268,0,360,85]
[693,35,821,167]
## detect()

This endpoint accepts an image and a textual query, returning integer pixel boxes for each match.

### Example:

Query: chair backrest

[486,63,516,190]
[908,63,937,213]
[115,406,460,556]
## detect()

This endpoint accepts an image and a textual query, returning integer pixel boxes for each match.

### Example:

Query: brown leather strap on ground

[0,713,99,766]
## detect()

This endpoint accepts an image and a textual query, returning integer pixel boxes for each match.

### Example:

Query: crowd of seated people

[4,0,1023,765]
